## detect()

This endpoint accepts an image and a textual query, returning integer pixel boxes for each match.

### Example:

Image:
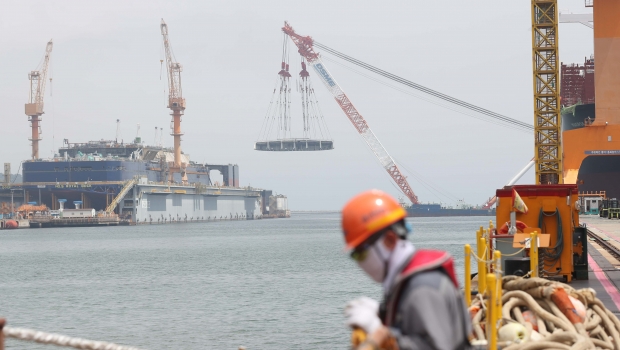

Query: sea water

[0,213,489,349]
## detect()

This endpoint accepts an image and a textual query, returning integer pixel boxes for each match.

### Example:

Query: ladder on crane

[105,177,140,214]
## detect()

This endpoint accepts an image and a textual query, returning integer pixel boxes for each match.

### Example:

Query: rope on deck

[469,276,620,349]
[3,326,144,350]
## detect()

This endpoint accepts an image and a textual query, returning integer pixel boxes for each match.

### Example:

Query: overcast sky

[0,1,594,210]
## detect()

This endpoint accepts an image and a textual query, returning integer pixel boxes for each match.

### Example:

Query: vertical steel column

[464,244,472,306]
[30,116,41,160]
[132,184,137,223]
[486,274,498,349]
[531,0,563,184]
[531,231,539,277]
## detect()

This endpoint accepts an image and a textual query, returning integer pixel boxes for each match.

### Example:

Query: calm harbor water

[0,213,490,349]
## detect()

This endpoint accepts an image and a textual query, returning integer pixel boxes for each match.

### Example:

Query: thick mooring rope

[470,276,620,349]
[3,326,143,350]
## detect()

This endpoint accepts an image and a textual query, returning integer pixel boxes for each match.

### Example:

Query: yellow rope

[501,246,527,257]
[470,248,494,264]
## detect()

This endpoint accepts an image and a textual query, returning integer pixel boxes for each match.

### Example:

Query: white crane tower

[25,40,53,160]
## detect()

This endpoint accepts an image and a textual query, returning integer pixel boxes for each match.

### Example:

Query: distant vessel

[405,200,494,217]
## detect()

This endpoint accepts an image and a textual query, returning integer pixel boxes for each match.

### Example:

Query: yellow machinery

[494,184,587,282]
[491,1,587,283]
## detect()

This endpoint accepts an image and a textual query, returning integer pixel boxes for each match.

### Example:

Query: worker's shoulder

[405,268,453,292]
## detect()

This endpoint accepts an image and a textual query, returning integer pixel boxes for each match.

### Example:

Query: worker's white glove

[344,297,382,334]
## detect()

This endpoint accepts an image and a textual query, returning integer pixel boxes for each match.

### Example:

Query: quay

[28,216,122,228]
[575,216,620,317]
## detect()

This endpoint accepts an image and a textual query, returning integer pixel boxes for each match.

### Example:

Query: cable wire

[314,41,534,132]
[321,56,531,134]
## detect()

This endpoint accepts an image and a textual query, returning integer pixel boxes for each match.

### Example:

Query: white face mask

[357,238,392,283]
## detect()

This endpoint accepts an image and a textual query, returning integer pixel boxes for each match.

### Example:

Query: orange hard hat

[341,189,407,250]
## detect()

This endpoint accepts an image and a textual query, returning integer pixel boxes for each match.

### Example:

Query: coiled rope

[2,325,143,350]
[469,276,620,349]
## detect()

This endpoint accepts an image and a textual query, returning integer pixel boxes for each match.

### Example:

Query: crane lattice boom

[282,22,419,204]
[531,0,562,184]
[25,39,53,160]
[160,19,185,110]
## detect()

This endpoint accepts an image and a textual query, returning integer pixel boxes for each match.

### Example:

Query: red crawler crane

[282,22,419,204]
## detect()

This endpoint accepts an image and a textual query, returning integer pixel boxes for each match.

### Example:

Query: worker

[342,190,471,350]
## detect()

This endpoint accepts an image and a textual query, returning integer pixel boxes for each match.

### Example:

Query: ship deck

[575,216,620,317]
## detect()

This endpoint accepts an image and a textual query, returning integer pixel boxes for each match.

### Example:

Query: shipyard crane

[531,0,562,184]
[25,40,53,160]
[282,22,419,204]
[160,19,187,183]
[484,0,565,206]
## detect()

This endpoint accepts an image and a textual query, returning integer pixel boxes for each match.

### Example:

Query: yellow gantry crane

[531,0,563,184]
[25,40,53,160]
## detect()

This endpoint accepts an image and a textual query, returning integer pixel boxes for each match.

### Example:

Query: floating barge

[29,216,121,228]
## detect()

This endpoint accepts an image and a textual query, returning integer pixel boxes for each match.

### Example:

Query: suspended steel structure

[281,22,419,205]
[256,5,559,205]
[256,32,333,152]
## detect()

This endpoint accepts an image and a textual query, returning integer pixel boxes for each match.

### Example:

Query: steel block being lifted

[254,139,334,152]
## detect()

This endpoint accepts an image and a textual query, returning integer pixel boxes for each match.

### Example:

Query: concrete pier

[575,216,620,317]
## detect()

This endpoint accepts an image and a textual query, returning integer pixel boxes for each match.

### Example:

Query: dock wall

[134,193,261,223]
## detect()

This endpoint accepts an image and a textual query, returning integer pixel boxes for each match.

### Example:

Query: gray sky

[0,1,594,210]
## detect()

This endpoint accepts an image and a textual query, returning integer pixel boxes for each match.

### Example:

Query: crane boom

[25,39,53,160]
[282,22,419,204]
[160,19,184,106]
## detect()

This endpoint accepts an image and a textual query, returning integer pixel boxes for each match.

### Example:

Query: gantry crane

[282,22,419,204]
[160,19,187,184]
[25,40,53,160]
[531,0,562,184]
